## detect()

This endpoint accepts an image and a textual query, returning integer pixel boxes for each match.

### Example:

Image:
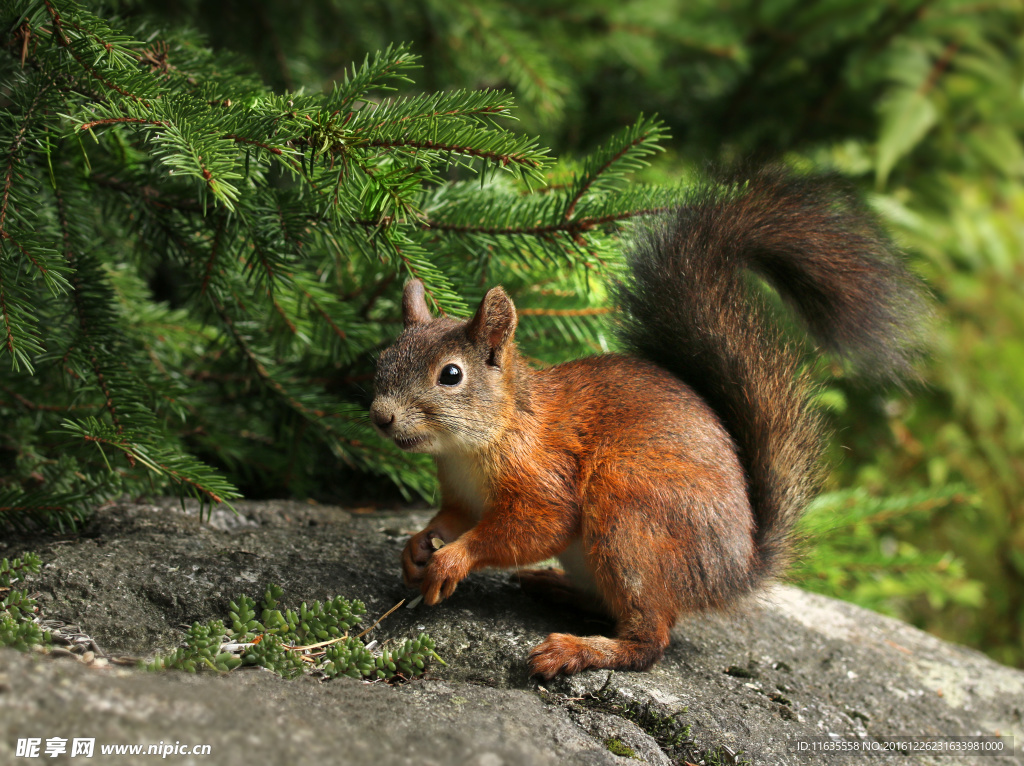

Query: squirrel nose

[370,406,395,431]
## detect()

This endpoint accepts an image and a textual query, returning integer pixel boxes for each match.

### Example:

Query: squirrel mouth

[393,435,429,451]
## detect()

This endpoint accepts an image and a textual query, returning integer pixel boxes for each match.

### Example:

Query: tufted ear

[402,279,432,327]
[465,286,518,366]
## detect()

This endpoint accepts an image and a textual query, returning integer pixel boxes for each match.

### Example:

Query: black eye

[438,364,462,386]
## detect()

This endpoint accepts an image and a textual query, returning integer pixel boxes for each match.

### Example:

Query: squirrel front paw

[401,529,445,587]
[421,541,471,605]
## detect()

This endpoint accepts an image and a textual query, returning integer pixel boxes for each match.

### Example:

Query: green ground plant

[145,582,443,681]
[0,552,47,651]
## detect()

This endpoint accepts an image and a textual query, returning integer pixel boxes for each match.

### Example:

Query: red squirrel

[369,165,928,680]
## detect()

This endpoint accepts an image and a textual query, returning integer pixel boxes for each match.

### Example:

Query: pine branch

[60,418,240,507]
[325,43,420,112]
[206,292,358,450]
[344,89,519,134]
[517,307,612,317]
[0,487,87,532]
[364,135,545,176]
[42,0,150,104]
[0,0,674,526]
[1,75,52,230]
[563,115,670,219]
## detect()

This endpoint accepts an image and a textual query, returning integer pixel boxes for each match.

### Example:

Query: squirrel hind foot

[527,631,669,681]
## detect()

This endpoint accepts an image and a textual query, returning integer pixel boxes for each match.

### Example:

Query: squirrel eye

[438,364,463,387]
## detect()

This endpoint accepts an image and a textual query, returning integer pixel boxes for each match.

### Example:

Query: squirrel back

[372,164,929,679]
[615,165,930,581]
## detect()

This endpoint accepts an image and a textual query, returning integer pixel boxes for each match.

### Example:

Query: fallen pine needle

[357,599,405,638]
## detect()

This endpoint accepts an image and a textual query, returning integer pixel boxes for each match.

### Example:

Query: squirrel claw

[402,529,442,587]
[528,633,621,680]
[420,542,470,605]
[528,634,583,680]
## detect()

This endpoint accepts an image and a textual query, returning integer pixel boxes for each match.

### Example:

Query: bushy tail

[615,165,930,581]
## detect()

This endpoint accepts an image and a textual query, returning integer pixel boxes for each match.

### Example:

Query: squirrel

[369,164,929,680]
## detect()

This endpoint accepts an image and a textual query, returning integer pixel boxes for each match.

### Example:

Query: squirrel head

[370,279,526,454]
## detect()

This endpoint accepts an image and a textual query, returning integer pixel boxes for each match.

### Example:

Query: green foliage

[0,552,47,651]
[321,635,377,680]
[603,738,637,759]
[322,632,442,681]
[145,619,243,674]
[250,583,367,641]
[0,611,44,652]
[237,634,307,679]
[145,583,442,681]
[790,488,984,615]
[0,0,672,527]
[616,700,692,762]
[142,1,1021,162]
[0,552,41,587]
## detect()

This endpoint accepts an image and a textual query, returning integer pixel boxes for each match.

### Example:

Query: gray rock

[0,500,1021,765]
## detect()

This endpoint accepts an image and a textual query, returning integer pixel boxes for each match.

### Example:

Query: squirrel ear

[402,279,432,327]
[466,286,518,363]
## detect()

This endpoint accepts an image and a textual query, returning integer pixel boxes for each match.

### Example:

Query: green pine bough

[0,0,675,531]
[145,583,445,682]
[0,552,48,652]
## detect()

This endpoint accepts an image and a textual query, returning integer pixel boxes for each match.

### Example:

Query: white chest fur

[436,453,490,523]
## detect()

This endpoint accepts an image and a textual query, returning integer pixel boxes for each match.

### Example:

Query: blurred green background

[8,0,1024,667]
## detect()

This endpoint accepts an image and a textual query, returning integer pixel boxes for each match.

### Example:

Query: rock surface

[1,500,1021,765]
